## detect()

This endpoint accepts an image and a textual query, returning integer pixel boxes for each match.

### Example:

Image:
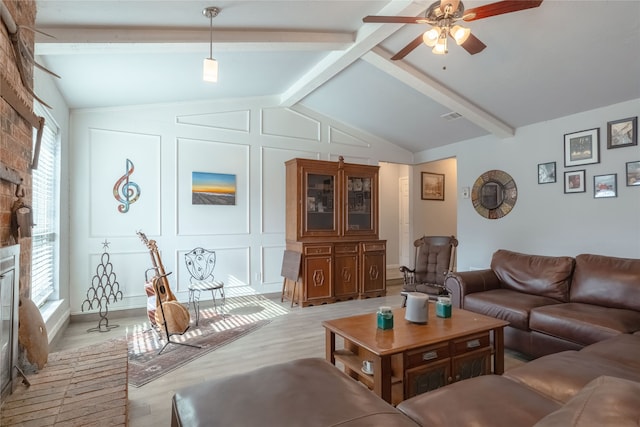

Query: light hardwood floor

[52,286,526,427]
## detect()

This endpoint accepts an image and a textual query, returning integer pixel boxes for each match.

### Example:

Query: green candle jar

[377,306,394,330]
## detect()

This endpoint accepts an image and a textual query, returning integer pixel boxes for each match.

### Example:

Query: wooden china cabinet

[284,157,386,307]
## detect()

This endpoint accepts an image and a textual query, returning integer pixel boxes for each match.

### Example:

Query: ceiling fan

[363,0,543,60]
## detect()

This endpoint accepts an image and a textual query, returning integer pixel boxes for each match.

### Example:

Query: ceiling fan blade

[391,33,425,60]
[459,33,487,55]
[363,15,426,24]
[463,0,543,22]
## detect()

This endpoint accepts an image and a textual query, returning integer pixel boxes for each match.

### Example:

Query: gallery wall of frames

[537,116,638,198]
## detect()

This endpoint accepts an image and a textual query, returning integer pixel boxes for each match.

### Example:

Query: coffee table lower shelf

[333,349,402,389]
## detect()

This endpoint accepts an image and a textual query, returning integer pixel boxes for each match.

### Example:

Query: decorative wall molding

[328,126,370,148]
[176,138,250,236]
[261,146,319,235]
[261,107,321,141]
[329,153,373,165]
[176,109,250,133]
[89,128,161,237]
[174,246,252,292]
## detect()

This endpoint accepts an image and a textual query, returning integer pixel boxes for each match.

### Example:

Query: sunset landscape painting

[192,172,236,205]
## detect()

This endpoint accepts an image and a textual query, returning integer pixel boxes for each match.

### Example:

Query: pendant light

[203,7,220,82]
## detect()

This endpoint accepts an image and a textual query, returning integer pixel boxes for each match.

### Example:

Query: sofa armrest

[445,269,500,308]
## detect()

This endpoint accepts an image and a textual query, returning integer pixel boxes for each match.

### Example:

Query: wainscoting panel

[176,138,250,236]
[176,110,251,133]
[328,126,370,148]
[261,146,320,234]
[261,107,321,141]
[329,153,375,165]
[174,246,251,292]
[89,128,161,237]
[262,245,287,285]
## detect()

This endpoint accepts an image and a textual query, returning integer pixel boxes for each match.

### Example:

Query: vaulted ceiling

[34,0,640,154]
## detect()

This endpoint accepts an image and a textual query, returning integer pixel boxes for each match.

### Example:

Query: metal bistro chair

[400,235,458,304]
[185,247,225,325]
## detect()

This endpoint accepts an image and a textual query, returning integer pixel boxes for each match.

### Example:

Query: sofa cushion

[580,333,640,369]
[171,358,418,427]
[529,303,640,346]
[503,350,640,403]
[491,250,574,302]
[570,254,640,311]
[533,376,640,427]
[397,375,560,427]
[464,289,561,330]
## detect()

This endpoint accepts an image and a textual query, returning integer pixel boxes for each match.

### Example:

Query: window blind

[31,105,60,307]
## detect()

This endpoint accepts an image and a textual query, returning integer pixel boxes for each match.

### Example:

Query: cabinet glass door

[305,173,336,234]
[345,175,374,234]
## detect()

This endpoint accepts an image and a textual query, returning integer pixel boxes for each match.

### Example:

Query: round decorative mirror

[471,170,517,219]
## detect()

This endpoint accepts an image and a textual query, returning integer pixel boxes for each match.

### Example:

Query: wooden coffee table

[322,305,509,405]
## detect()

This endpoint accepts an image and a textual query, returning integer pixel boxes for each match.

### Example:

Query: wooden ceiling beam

[35,28,354,54]
[362,47,514,139]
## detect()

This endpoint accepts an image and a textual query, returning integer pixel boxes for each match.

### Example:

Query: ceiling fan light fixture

[432,30,448,54]
[451,25,470,45]
[203,6,220,83]
[423,28,440,47]
[432,43,447,55]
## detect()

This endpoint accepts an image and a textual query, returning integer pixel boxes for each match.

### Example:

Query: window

[31,104,60,307]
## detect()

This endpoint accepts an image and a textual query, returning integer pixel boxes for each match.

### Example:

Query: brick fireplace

[0,0,37,402]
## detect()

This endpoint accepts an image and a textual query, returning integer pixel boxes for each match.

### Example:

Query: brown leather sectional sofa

[171,334,640,427]
[399,334,640,426]
[171,250,640,426]
[444,249,640,357]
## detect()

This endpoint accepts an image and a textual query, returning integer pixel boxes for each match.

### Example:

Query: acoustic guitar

[137,231,190,335]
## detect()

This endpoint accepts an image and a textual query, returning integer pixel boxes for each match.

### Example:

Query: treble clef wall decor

[113,158,141,213]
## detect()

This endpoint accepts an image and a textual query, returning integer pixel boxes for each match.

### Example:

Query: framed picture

[564,128,600,167]
[626,161,640,186]
[421,172,445,201]
[537,161,556,184]
[593,174,617,198]
[607,116,637,149]
[192,171,237,205]
[564,169,586,194]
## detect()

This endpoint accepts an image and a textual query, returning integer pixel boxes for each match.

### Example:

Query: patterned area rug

[127,294,287,387]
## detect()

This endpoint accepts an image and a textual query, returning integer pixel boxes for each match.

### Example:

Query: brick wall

[1,0,36,297]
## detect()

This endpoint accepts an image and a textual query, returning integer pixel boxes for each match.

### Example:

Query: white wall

[412,157,458,239]
[67,97,413,314]
[36,68,640,318]
[416,99,640,271]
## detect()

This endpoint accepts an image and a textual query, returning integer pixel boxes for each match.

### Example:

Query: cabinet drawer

[361,242,385,252]
[335,244,359,254]
[452,332,490,355]
[405,343,450,370]
[304,245,332,256]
